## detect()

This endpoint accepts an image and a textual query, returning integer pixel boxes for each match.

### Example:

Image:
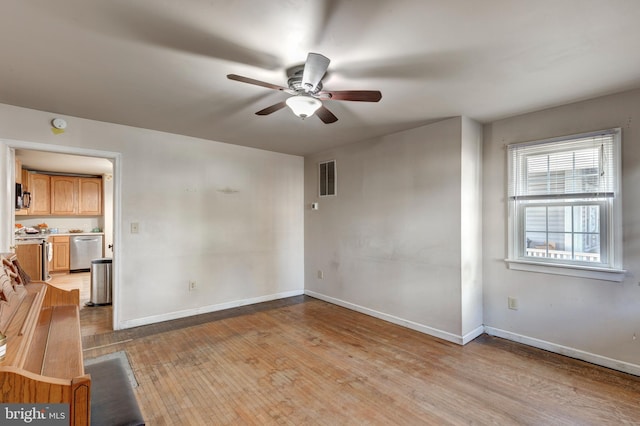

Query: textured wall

[0,103,304,328]
[305,117,483,341]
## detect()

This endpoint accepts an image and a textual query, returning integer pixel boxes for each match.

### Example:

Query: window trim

[505,259,626,282]
[505,128,625,282]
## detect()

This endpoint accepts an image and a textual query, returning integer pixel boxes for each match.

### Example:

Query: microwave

[15,183,31,210]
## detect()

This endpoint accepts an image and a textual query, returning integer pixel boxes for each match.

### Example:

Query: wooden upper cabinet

[29,174,51,215]
[18,173,102,216]
[15,159,22,184]
[50,176,78,215]
[78,177,102,215]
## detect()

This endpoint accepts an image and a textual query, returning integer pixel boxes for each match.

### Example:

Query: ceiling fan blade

[255,101,287,116]
[318,90,382,102]
[227,74,290,92]
[316,106,338,124]
[302,53,330,93]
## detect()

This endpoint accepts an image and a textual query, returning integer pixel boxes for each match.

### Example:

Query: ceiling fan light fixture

[285,95,322,118]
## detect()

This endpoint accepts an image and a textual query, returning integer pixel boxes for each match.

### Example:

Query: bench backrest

[0,255,28,334]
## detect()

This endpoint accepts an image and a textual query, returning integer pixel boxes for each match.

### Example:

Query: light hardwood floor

[65,289,640,425]
[49,272,113,337]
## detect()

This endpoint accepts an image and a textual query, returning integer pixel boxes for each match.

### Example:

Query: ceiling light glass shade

[285,95,322,118]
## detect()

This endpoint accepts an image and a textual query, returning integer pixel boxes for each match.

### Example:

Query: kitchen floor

[48,272,113,337]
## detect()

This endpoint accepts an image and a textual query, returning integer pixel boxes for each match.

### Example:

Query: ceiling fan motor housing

[288,74,323,95]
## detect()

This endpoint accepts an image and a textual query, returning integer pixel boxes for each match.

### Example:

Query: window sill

[505,259,626,282]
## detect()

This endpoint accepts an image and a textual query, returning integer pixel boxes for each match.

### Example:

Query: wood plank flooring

[49,271,112,337]
[48,273,640,423]
[78,295,640,425]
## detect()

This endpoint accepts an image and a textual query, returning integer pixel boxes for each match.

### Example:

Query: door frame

[1,137,122,331]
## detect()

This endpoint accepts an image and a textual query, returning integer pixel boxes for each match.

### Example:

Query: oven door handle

[46,242,53,262]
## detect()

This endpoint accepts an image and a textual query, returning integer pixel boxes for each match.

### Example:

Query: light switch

[131,222,139,234]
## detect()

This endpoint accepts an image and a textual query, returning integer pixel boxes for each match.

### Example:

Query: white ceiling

[2,0,640,156]
[16,149,113,176]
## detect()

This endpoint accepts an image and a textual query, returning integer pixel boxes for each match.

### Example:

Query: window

[506,129,624,281]
[319,160,336,197]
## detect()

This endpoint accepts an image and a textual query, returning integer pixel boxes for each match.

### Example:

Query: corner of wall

[460,116,484,335]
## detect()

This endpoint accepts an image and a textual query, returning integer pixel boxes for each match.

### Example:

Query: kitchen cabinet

[51,176,77,215]
[15,158,22,184]
[49,235,70,272]
[78,177,102,215]
[51,176,102,216]
[15,243,42,281]
[23,175,103,216]
[28,173,51,215]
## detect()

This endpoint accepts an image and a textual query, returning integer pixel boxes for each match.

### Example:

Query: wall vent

[319,160,336,197]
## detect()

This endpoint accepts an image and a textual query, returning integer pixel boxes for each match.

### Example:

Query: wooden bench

[0,253,90,425]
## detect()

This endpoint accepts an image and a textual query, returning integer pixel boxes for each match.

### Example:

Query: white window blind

[508,130,618,200]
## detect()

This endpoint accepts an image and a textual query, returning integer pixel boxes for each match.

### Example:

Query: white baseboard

[305,290,471,345]
[485,326,640,377]
[462,325,485,345]
[117,289,304,330]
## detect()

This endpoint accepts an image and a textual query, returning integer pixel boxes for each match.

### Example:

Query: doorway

[2,139,121,332]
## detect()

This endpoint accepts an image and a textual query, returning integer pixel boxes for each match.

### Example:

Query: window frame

[505,128,625,282]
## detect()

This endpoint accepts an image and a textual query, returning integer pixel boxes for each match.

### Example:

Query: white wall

[460,117,483,338]
[304,117,483,343]
[483,89,640,373]
[0,142,11,252]
[0,103,304,329]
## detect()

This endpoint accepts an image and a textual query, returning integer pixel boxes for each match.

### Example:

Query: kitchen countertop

[51,232,104,236]
[15,232,104,241]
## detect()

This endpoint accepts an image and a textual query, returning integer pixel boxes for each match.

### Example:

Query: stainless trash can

[87,258,112,306]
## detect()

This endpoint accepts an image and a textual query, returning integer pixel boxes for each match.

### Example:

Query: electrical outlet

[189,280,197,291]
[317,270,323,279]
[508,297,518,310]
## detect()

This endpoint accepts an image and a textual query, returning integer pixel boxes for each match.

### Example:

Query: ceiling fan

[227,53,382,124]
